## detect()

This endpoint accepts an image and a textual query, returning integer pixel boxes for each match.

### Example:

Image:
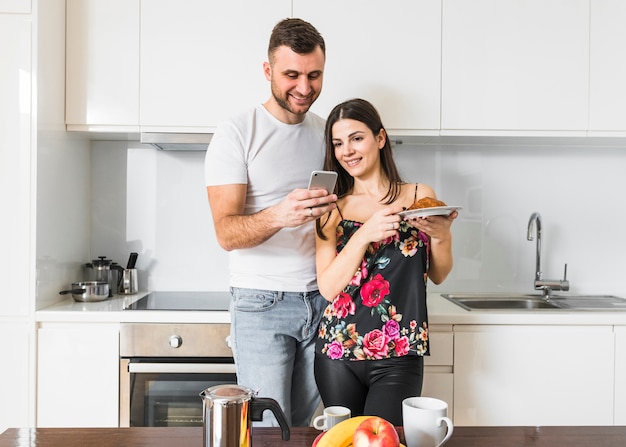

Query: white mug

[313,406,351,431]
[402,397,454,447]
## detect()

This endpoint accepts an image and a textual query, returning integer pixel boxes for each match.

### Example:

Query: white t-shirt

[205,104,326,292]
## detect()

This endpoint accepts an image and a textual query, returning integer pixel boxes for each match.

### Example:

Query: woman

[314,98,457,425]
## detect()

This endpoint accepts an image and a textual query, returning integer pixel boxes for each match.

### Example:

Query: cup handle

[313,415,326,430]
[435,417,454,447]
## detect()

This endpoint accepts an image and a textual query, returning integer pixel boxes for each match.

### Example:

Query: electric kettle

[199,384,290,447]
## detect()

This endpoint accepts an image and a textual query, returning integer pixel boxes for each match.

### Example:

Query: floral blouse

[316,216,430,361]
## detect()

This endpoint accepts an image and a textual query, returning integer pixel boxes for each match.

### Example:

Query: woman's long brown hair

[316,98,405,239]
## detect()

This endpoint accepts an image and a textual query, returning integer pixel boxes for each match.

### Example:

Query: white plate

[398,206,462,219]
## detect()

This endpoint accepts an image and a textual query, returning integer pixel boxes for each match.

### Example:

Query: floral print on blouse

[316,218,431,361]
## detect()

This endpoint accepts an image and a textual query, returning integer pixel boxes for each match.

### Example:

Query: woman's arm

[404,184,457,284]
[315,207,403,301]
[423,212,456,284]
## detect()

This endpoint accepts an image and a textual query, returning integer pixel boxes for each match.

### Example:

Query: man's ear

[263,61,272,81]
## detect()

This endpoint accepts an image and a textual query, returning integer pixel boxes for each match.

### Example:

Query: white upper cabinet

[294,0,441,135]
[65,0,140,131]
[441,0,589,135]
[65,1,626,137]
[589,0,626,134]
[139,0,291,131]
[0,0,29,13]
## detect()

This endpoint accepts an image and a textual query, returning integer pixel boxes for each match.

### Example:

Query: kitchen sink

[442,293,626,311]
[442,294,560,311]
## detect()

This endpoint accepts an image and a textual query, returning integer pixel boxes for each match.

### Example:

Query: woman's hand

[357,206,405,244]
[404,210,457,242]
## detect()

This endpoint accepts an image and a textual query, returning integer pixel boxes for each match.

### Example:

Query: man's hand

[207,185,336,251]
[271,188,337,228]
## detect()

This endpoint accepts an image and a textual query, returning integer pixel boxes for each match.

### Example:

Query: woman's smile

[345,158,362,168]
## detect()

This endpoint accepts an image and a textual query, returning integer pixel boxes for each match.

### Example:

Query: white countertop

[35,292,626,325]
[35,291,231,324]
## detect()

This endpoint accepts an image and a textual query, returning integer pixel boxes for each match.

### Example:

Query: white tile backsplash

[91,140,626,296]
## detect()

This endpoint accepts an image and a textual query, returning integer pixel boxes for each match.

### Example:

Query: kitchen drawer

[423,325,454,418]
[425,325,453,366]
[120,323,231,358]
[422,372,454,419]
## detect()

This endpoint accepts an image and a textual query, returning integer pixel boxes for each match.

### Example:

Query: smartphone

[308,170,337,193]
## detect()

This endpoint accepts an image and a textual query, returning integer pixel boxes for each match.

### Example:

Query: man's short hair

[268,18,326,62]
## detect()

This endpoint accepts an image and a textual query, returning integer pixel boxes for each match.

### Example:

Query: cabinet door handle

[127,363,236,374]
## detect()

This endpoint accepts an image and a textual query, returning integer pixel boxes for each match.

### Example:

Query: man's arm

[207,184,336,251]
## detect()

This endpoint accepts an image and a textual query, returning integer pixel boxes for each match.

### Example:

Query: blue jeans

[229,287,327,427]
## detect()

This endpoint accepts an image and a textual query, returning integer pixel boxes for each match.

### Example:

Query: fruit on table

[311,431,325,447]
[315,416,372,447]
[352,416,400,447]
[314,415,401,447]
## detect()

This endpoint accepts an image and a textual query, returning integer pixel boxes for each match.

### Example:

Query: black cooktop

[124,291,231,311]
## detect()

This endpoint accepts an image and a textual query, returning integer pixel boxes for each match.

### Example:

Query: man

[204,18,336,427]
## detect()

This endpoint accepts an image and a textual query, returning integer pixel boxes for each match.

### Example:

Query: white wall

[393,142,626,295]
[90,140,626,297]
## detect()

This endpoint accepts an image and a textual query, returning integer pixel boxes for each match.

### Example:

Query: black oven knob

[169,334,183,348]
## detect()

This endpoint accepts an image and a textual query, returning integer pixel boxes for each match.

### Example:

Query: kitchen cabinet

[589,0,626,134]
[453,325,614,426]
[139,0,290,131]
[0,322,31,433]
[615,326,626,424]
[0,0,29,13]
[422,325,454,419]
[441,0,589,135]
[67,0,439,135]
[65,0,140,131]
[0,13,32,317]
[294,0,441,135]
[0,12,34,433]
[37,323,120,427]
[66,0,626,137]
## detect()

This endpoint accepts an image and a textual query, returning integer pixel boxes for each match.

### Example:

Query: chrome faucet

[527,212,569,298]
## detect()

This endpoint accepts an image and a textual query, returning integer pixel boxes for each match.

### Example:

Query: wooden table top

[2,425,626,447]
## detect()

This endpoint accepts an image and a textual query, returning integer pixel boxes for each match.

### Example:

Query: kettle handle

[250,398,290,441]
[111,263,125,286]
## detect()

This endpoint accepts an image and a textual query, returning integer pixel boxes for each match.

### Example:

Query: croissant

[407,196,447,210]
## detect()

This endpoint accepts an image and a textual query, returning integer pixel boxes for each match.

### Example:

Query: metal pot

[59,281,110,302]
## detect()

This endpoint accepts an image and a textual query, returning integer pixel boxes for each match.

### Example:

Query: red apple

[311,431,325,447]
[352,416,400,447]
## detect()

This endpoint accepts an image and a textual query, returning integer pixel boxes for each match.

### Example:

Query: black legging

[314,353,424,426]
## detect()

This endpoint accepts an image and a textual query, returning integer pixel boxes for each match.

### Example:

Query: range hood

[140,132,213,151]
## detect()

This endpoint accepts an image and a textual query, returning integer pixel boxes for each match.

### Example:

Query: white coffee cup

[402,397,454,447]
[313,406,351,431]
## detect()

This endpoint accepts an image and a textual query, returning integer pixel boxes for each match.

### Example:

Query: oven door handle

[127,362,237,374]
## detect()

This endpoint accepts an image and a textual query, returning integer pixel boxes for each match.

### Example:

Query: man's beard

[271,84,316,117]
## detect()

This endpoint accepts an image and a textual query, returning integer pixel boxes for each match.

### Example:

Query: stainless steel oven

[120,293,236,427]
